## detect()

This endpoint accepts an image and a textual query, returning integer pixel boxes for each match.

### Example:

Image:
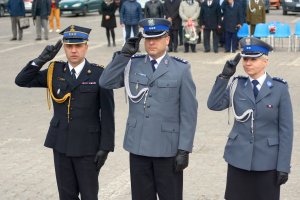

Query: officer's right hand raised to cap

[220,53,241,79]
[121,32,143,57]
[33,39,63,67]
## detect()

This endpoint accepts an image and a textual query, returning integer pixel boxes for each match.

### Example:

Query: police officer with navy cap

[99,18,198,200]
[207,37,293,200]
[15,25,115,200]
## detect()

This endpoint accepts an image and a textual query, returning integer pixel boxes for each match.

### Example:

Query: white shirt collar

[149,52,166,69]
[68,59,86,78]
[249,72,266,90]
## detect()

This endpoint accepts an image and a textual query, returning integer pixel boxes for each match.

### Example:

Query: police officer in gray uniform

[207,37,293,200]
[99,18,198,200]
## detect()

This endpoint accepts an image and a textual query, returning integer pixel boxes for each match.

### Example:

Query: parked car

[24,0,33,13]
[59,0,103,16]
[0,0,8,17]
[281,0,300,15]
[270,0,280,9]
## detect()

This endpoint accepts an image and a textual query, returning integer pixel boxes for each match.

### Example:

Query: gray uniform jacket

[99,52,198,157]
[207,74,293,173]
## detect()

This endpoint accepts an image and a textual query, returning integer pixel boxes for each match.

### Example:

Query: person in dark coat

[199,0,222,53]
[207,37,293,200]
[144,0,164,18]
[32,0,51,40]
[15,25,115,200]
[101,0,117,47]
[164,0,182,52]
[120,0,143,41]
[221,0,242,53]
[7,0,25,41]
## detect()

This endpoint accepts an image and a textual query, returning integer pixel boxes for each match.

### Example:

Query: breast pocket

[129,75,149,95]
[80,84,98,93]
[157,80,178,102]
[52,80,68,98]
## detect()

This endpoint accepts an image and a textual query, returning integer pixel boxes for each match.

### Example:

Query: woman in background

[101,0,117,47]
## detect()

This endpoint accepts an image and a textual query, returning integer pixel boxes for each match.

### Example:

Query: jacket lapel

[149,54,169,84]
[243,78,256,104]
[255,75,272,103]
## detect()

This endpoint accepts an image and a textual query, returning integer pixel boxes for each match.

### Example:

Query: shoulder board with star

[273,77,287,84]
[91,63,104,69]
[131,54,146,59]
[233,75,247,80]
[171,56,188,64]
[51,60,66,68]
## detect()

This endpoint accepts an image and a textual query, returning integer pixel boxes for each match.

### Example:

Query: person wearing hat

[207,37,293,200]
[15,25,115,200]
[99,18,198,200]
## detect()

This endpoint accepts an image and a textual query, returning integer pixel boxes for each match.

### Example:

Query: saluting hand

[220,53,241,79]
[33,39,63,67]
[94,150,109,171]
[121,32,143,57]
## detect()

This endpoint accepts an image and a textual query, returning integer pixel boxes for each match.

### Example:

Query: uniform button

[150,83,153,87]
[71,98,75,101]
[147,105,150,108]
[146,116,149,118]
[70,117,73,120]
[148,94,152,97]
[70,107,73,110]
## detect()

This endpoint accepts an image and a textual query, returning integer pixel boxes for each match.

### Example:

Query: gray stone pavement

[0,10,299,199]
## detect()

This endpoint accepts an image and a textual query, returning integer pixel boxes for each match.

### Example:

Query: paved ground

[0,10,299,200]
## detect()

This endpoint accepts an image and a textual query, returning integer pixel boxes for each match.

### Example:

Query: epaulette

[91,63,104,68]
[171,56,188,64]
[131,54,146,59]
[233,75,247,80]
[273,77,287,84]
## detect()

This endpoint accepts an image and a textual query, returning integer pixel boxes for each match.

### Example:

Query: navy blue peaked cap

[139,18,171,38]
[240,37,273,58]
[60,25,91,44]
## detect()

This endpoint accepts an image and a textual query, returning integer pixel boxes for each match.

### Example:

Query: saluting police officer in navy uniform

[99,18,198,200]
[207,37,293,200]
[15,25,115,200]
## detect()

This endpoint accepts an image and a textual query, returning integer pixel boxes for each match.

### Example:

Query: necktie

[71,68,76,79]
[151,60,157,72]
[252,80,259,98]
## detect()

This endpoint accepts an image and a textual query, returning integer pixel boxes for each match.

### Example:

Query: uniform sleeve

[178,65,198,152]
[207,76,231,111]
[99,84,115,152]
[99,52,131,89]
[277,85,293,173]
[15,61,48,88]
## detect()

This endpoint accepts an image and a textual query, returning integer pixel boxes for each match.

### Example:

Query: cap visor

[142,31,167,38]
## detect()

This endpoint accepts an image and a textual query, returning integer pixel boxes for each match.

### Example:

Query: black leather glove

[220,53,241,79]
[277,171,289,185]
[174,150,189,172]
[121,32,142,57]
[94,150,109,171]
[33,39,62,67]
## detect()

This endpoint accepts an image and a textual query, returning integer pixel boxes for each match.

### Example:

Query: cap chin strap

[229,78,254,135]
[142,31,167,38]
[124,59,149,104]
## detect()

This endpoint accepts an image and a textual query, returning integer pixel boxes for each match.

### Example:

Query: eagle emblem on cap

[148,19,155,26]
[70,25,75,32]
[245,38,251,45]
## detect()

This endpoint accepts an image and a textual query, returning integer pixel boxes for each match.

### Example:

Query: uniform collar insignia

[267,81,273,87]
